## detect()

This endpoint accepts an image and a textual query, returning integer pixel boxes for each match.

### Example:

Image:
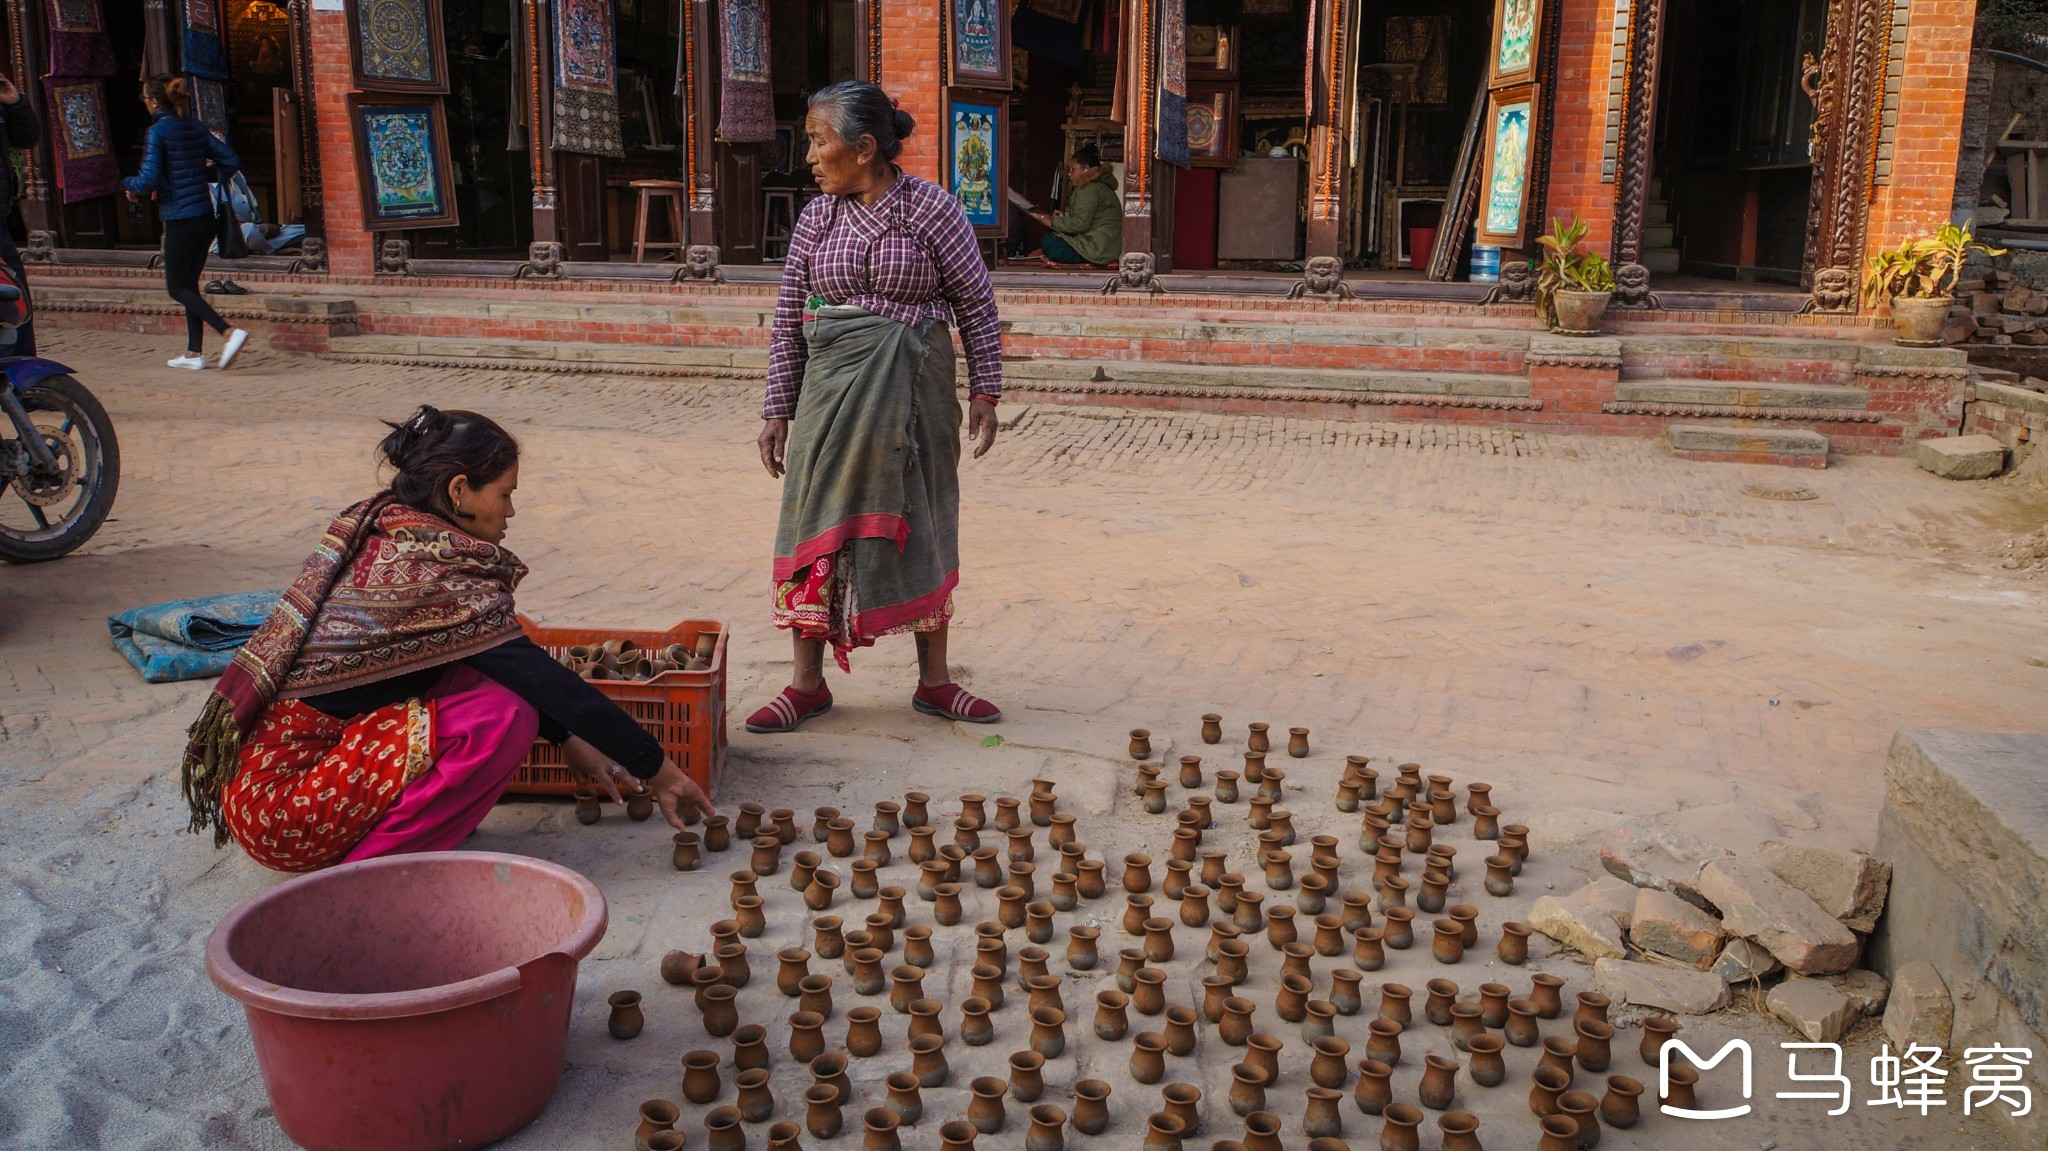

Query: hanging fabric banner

[552,0,625,156]
[42,78,123,203]
[1154,0,1188,166]
[717,0,773,142]
[45,0,116,79]
[181,0,230,79]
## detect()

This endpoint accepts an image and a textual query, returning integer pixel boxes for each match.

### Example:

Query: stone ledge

[1972,379,2048,418]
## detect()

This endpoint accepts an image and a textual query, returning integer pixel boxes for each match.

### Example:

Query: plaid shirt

[763,175,1003,420]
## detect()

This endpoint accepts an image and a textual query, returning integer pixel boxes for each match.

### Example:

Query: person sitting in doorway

[179,406,715,872]
[1027,144,1120,267]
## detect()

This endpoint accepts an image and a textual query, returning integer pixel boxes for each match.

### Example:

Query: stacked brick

[1947,269,2048,346]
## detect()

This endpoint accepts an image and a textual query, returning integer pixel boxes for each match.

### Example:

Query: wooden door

[272,88,303,224]
[555,151,608,260]
[717,144,766,264]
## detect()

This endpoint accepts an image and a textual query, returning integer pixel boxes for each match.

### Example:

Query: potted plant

[1862,220,2005,346]
[1533,214,1618,336]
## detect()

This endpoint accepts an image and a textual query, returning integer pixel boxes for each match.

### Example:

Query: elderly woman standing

[747,81,1003,734]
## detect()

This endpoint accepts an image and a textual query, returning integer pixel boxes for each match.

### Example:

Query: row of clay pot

[1132,719,1316,761]
[574,788,655,824]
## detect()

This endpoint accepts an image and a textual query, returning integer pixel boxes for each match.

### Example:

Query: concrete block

[1595,958,1731,1015]
[1695,858,1861,975]
[1767,979,1860,1043]
[1822,969,1891,1016]
[1713,938,1783,984]
[1668,424,1830,460]
[1629,887,1725,968]
[1913,434,2007,480]
[1599,817,1729,910]
[1881,961,1952,1049]
[1527,879,1636,961]
[1757,839,1893,933]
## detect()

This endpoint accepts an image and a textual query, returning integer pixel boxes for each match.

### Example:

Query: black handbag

[214,181,249,260]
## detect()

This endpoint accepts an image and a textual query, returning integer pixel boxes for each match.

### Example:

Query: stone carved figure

[1287,256,1355,300]
[676,244,725,283]
[515,240,565,280]
[290,236,328,274]
[1488,260,1535,304]
[1807,266,1857,314]
[1612,262,1659,309]
[1101,251,1168,296]
[378,237,415,276]
[24,231,55,264]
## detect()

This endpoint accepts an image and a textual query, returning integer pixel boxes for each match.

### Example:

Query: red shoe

[745,683,833,733]
[912,682,1002,723]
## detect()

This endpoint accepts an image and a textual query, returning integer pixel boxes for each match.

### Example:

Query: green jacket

[1051,168,1122,266]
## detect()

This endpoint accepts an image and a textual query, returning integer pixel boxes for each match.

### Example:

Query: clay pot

[1270,810,1298,847]
[1429,788,1458,827]
[672,833,703,872]
[1299,877,1334,921]
[1216,937,1251,985]
[1664,1064,1699,1111]
[1220,997,1257,1046]
[1538,1036,1578,1083]
[908,998,943,1042]
[1201,714,1224,744]
[1373,849,1404,891]
[1419,1051,1459,1111]
[970,1076,1009,1133]
[790,850,822,892]
[999,886,1029,930]
[1122,895,1154,938]
[1143,917,1177,963]
[1469,1033,1508,1088]
[1575,1019,1615,1073]
[1537,1114,1581,1151]
[1404,818,1434,857]
[573,789,601,825]
[1601,1074,1643,1129]
[1365,1018,1403,1066]
[1026,1104,1067,1151]
[971,964,1007,1011]
[1379,1102,1422,1151]
[660,949,701,987]
[862,831,893,869]
[1382,907,1416,950]
[1302,1086,1343,1138]
[1240,1111,1284,1151]
[798,973,834,1019]
[1500,830,1530,874]
[1350,927,1385,972]
[1123,853,1154,894]
[705,1105,746,1151]
[1472,804,1501,842]
[803,1083,844,1140]
[955,820,986,857]
[1303,999,1338,1041]
[1480,854,1513,898]
[995,797,1024,832]
[1048,811,1077,848]
[1053,925,1094,972]
[1641,1015,1680,1065]
[1530,973,1565,1019]
[1262,850,1294,891]
[1148,1002,1191,1056]
[1177,883,1212,929]
[1419,979,1455,1026]
[940,1119,980,1150]
[1202,975,1235,1024]
[1130,728,1154,759]
[1335,779,1363,813]
[1432,919,1465,965]
[1340,893,1374,937]
[701,984,739,1037]
[1229,1062,1270,1117]
[1027,901,1057,945]
[875,887,908,930]
[1141,778,1169,814]
[690,965,725,1011]
[1496,920,1531,966]
[1133,967,1168,1016]
[1007,827,1037,866]
[1025,970,1063,1014]
[1506,999,1542,1047]
[751,834,784,877]
[703,815,732,852]
[1463,983,1503,1030]
[1438,1110,1482,1151]
[1161,1081,1202,1138]
[638,1099,681,1151]
[901,791,931,830]
[731,1023,770,1072]
[1417,872,1449,914]
[1573,992,1612,1031]
[863,1106,903,1151]
[1029,779,1058,826]
[1528,1066,1571,1117]
[1214,772,1241,805]
[849,948,885,997]
[1449,1002,1486,1052]
[1233,890,1266,935]
[1009,1050,1046,1101]
[1172,827,1202,864]
[1329,969,1364,1016]
[734,896,767,939]
[1287,727,1310,758]
[801,869,840,912]
[1076,859,1107,899]
[1353,1057,1393,1115]
[846,1005,884,1057]
[1072,1079,1113,1136]
[911,1032,950,1087]
[787,1011,826,1063]
[1310,1035,1351,1089]
[1049,871,1080,912]
[681,1048,723,1105]
[811,916,847,960]
[735,1067,774,1123]
[1030,1006,1068,1059]
[1246,1032,1283,1083]
[1559,1090,1601,1149]
[1276,974,1312,1023]
[899,925,935,970]
[885,1069,924,1126]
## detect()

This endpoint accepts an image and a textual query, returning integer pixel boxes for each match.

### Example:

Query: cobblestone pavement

[3,328,2043,1149]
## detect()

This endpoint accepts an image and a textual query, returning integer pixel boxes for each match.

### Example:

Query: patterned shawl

[181,495,528,843]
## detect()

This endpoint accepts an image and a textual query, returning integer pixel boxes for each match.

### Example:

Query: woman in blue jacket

[123,76,248,370]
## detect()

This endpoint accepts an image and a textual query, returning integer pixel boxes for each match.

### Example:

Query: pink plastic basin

[206,851,608,1151]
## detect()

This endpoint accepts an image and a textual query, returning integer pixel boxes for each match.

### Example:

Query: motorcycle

[0,278,120,563]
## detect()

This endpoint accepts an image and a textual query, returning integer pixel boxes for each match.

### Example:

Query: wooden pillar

[286,0,324,235]
[1802,0,1889,312]
[7,0,51,235]
[861,0,882,84]
[525,0,558,247]
[687,0,717,244]
[1120,0,1173,265]
[1609,0,1666,305]
[1305,0,1353,260]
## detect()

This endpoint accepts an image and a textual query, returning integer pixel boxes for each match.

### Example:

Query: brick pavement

[2,329,2043,1149]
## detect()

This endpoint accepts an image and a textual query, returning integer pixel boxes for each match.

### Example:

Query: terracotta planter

[804,1083,844,1139]
[1890,294,1952,346]
[1072,1079,1113,1135]
[1551,289,1612,335]
[1164,1004,1199,1056]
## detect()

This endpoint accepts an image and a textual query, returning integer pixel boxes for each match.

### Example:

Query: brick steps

[1668,424,1832,468]
[1005,357,1535,402]
[324,334,768,375]
[1609,378,1877,423]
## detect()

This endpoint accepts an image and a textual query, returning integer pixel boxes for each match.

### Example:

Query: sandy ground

[3,329,2046,1149]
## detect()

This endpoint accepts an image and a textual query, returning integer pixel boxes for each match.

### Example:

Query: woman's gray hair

[807,81,917,161]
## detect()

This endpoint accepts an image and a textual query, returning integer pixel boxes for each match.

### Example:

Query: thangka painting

[181,0,229,79]
[1489,0,1540,87]
[1476,84,1535,248]
[46,79,122,202]
[46,0,116,78]
[348,0,448,93]
[190,76,229,139]
[1384,15,1451,105]
[553,0,625,156]
[946,93,1005,236]
[1155,0,1188,167]
[1186,83,1237,168]
[719,0,774,143]
[350,96,458,229]
[948,0,1010,89]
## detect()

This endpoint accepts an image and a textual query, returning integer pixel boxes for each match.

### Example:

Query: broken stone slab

[1696,858,1861,975]
[1757,839,1893,934]
[1768,979,1860,1043]
[1527,878,1637,961]
[1629,887,1725,969]
[1712,937,1783,984]
[1913,434,2007,480]
[1595,958,1732,1015]
[1881,961,1953,1049]
[1599,818,1731,910]
[1822,969,1891,1016]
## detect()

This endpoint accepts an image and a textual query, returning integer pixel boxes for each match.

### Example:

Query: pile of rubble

[1948,270,2048,347]
[1524,819,1949,1049]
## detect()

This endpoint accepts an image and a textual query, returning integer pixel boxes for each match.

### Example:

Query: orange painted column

[874,0,945,185]
[1539,0,1623,250]
[308,7,374,276]
[1866,0,1975,255]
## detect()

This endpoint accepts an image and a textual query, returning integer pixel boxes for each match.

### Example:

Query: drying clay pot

[1365,1018,1403,1066]
[1469,1033,1508,1087]
[1576,1019,1616,1073]
[1602,1075,1644,1129]
[1009,1050,1046,1101]
[1419,1051,1459,1111]
[886,1069,924,1126]
[1379,1103,1422,1151]
[1072,1079,1112,1135]
[1201,714,1223,744]
[607,990,644,1040]
[1530,972,1565,1020]
[1449,1002,1486,1052]
[1506,999,1542,1047]
[574,790,602,825]
[1128,1031,1168,1084]
[970,1076,1009,1134]
[1287,727,1310,758]
[804,1083,844,1140]
[1302,1086,1343,1138]
[1230,1062,1269,1116]
[1354,1057,1393,1115]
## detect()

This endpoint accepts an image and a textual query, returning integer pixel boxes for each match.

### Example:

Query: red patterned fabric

[220,699,433,873]
[772,546,954,673]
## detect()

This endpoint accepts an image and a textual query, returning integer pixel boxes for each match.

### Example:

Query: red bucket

[1408,227,1438,272]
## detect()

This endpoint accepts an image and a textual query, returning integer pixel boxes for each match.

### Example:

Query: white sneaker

[217,328,250,369]
[167,353,206,370]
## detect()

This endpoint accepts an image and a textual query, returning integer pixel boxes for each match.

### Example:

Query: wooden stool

[762,189,797,262]
[631,180,688,263]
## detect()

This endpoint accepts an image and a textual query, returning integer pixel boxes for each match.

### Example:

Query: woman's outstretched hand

[648,758,714,832]
[561,735,627,802]
[759,418,790,478]
[969,396,998,459]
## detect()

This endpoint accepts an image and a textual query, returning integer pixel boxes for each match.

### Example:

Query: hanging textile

[552,0,625,156]
[717,0,773,143]
[45,0,116,78]
[181,0,230,80]
[1154,0,1188,166]
[42,78,122,202]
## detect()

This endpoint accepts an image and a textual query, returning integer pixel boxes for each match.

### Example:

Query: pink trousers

[342,666,539,863]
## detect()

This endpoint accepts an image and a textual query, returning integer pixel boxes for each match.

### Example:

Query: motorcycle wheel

[0,373,121,563]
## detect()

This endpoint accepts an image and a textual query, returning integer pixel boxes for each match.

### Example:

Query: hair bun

[892,108,916,141]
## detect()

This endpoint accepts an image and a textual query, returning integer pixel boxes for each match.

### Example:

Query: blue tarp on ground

[109,589,281,683]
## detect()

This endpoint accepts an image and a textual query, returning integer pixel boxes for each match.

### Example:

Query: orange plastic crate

[506,616,728,799]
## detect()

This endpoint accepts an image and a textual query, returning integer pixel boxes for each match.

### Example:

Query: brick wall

[310,9,373,277]
[875,0,944,185]
[1542,0,1622,251]
[1866,0,1975,255]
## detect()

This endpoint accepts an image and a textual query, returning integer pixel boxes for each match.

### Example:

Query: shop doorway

[412,0,533,258]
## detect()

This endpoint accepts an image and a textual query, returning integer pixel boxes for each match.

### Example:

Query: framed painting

[946,0,1010,89]
[190,76,229,138]
[1187,24,1236,81]
[944,91,1006,237]
[1489,0,1541,88]
[348,94,459,230]
[1475,83,1537,248]
[768,120,798,175]
[1186,83,1238,168]
[346,0,449,94]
